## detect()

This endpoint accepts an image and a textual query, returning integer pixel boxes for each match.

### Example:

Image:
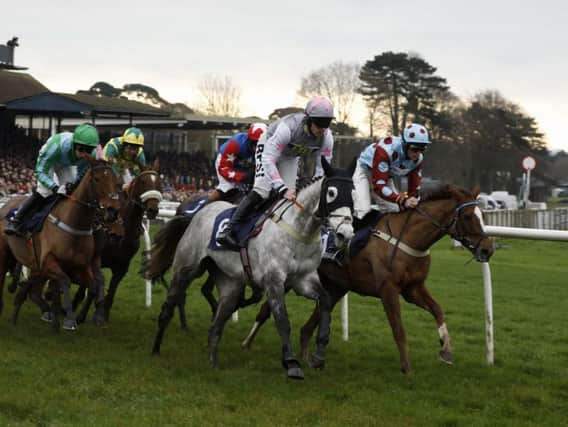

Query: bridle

[415,200,486,253]
[270,175,353,242]
[126,170,163,210]
[314,176,354,232]
[61,163,119,211]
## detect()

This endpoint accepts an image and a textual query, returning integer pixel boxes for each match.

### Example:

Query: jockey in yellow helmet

[101,127,146,189]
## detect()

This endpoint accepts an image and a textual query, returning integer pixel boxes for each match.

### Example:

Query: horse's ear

[152,157,160,172]
[347,155,358,177]
[472,184,481,199]
[321,155,333,176]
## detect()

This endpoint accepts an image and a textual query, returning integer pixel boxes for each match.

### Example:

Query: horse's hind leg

[208,275,242,368]
[241,299,271,349]
[402,282,452,364]
[153,266,199,355]
[200,273,218,320]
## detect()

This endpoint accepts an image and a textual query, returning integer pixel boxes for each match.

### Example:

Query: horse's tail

[141,215,193,283]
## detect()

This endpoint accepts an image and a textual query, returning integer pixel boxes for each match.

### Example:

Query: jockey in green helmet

[5,123,100,236]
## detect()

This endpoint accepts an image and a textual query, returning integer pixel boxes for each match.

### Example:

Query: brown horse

[74,159,162,323]
[241,184,495,373]
[0,158,120,330]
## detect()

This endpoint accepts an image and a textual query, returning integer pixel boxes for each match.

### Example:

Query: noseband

[127,170,163,210]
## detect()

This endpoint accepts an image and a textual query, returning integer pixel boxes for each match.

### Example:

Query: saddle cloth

[6,195,59,234]
[208,207,266,252]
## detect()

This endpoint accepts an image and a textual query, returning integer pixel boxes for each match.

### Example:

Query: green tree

[359,51,450,135]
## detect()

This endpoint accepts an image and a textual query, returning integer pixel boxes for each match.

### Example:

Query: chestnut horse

[242,184,495,373]
[0,158,120,330]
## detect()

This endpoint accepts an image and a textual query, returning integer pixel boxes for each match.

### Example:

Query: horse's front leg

[402,282,452,364]
[208,275,243,368]
[43,255,77,331]
[292,272,334,370]
[91,258,106,326]
[265,274,303,380]
[241,299,271,349]
[381,282,410,374]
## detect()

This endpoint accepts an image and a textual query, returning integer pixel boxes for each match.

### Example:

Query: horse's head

[446,186,495,262]
[87,158,121,222]
[319,156,356,247]
[128,158,162,219]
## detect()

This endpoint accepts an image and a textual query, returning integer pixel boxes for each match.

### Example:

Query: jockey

[101,127,146,190]
[4,123,100,236]
[217,96,334,247]
[209,123,267,202]
[353,123,431,222]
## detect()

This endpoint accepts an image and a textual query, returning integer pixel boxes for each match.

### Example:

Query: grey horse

[151,158,355,379]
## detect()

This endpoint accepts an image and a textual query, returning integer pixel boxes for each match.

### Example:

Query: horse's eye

[326,187,338,203]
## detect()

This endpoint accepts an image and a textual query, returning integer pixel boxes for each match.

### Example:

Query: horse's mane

[420,184,474,202]
[296,175,324,194]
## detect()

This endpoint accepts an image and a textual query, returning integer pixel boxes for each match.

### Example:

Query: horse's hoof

[41,312,54,323]
[439,350,453,365]
[93,316,106,327]
[308,354,325,370]
[62,319,78,331]
[287,367,305,380]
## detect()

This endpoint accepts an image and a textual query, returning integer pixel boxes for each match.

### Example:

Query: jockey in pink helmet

[217,96,335,247]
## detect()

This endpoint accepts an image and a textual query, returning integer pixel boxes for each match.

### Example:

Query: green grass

[0,236,567,426]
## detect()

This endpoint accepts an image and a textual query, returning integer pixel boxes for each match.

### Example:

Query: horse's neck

[281,179,322,234]
[122,197,145,237]
[387,198,456,250]
[54,171,94,229]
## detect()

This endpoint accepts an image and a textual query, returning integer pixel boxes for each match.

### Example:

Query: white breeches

[352,162,400,219]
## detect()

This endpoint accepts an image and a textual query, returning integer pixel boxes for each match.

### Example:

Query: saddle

[6,195,59,235]
[209,191,280,252]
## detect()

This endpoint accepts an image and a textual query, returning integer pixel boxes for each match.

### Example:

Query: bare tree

[197,74,242,117]
[298,61,361,124]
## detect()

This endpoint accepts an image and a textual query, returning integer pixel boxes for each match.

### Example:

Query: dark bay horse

[242,184,495,373]
[0,158,120,330]
[74,159,162,323]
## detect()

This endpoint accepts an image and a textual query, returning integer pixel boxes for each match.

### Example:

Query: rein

[414,200,485,252]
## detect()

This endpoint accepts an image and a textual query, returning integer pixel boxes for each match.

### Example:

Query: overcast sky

[3,1,567,151]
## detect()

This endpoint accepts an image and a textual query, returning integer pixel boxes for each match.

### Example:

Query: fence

[482,208,568,229]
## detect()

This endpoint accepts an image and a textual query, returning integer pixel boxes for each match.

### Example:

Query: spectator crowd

[1,140,217,203]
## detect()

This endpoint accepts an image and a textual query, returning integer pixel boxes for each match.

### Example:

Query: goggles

[311,117,332,129]
[75,144,92,153]
[407,144,427,153]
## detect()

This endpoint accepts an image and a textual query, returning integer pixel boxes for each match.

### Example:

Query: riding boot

[4,192,44,236]
[216,191,263,247]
